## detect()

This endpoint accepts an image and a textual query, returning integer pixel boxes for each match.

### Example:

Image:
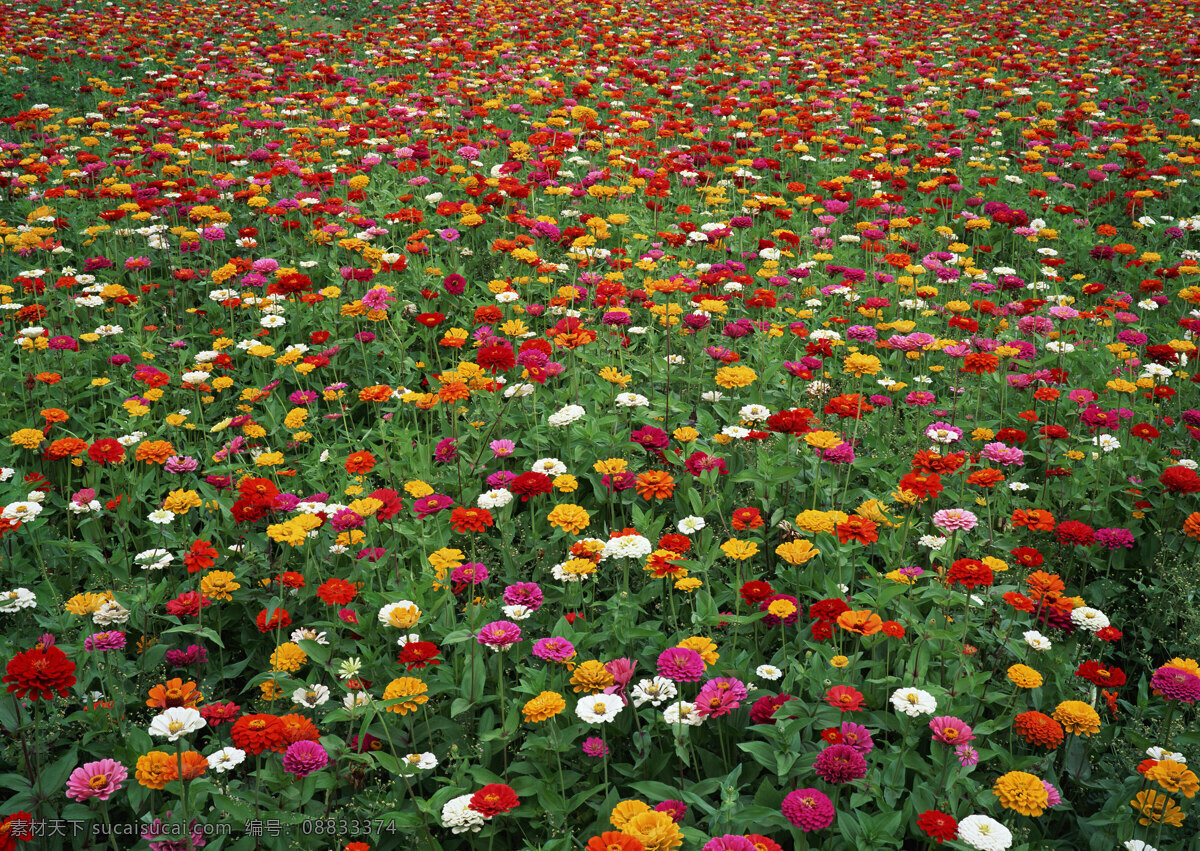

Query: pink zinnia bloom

[282,740,328,777]
[532,637,576,663]
[65,759,128,801]
[781,788,835,831]
[1043,781,1062,807]
[702,836,756,851]
[657,647,706,683]
[695,685,742,719]
[932,508,978,533]
[476,621,522,650]
[929,715,974,746]
[839,721,875,755]
[84,631,126,652]
[813,744,867,784]
[361,287,395,310]
[490,439,516,458]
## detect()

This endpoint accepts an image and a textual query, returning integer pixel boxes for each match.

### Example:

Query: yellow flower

[522,691,566,723]
[162,489,201,515]
[830,655,849,668]
[714,365,757,389]
[199,570,240,601]
[993,771,1050,817]
[599,366,632,387]
[843,352,882,377]
[674,577,702,593]
[404,480,434,498]
[768,599,798,619]
[673,426,699,443]
[855,499,897,527]
[1007,664,1043,689]
[9,429,45,449]
[1052,700,1101,737]
[776,539,819,565]
[65,591,112,616]
[547,503,590,534]
[720,539,758,560]
[570,660,614,694]
[1146,760,1200,798]
[266,521,308,547]
[428,548,464,580]
[553,474,578,493]
[677,636,718,665]
[382,677,429,715]
[622,810,684,851]
[593,458,628,475]
[260,680,284,701]
[803,430,842,450]
[610,800,652,830]
[1132,789,1185,827]
[269,642,307,673]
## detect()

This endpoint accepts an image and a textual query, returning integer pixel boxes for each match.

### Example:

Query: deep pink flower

[782,788,835,831]
[813,744,867,784]
[65,759,127,801]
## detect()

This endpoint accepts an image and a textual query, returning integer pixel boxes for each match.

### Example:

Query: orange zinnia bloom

[635,471,675,500]
[134,440,174,464]
[178,751,208,780]
[835,516,878,545]
[1011,508,1055,531]
[358,385,392,402]
[345,451,376,474]
[40,408,69,423]
[146,679,203,709]
[966,468,1005,488]
[1026,571,1066,602]
[837,610,883,636]
[135,751,178,790]
[278,713,321,745]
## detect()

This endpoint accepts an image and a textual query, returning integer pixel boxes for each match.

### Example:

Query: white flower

[1092,434,1120,452]
[395,633,420,648]
[441,794,486,834]
[1070,607,1109,633]
[1146,747,1185,764]
[700,390,725,402]
[343,691,373,710]
[532,457,567,477]
[181,371,209,385]
[504,383,535,399]
[548,404,585,427]
[403,752,438,771]
[135,549,173,570]
[957,814,1012,851]
[615,392,650,408]
[1007,482,1029,492]
[738,403,770,422]
[148,707,207,741]
[890,687,937,716]
[663,700,703,727]
[755,664,783,681]
[805,381,831,396]
[678,516,706,534]
[378,600,420,626]
[0,468,13,482]
[575,693,624,724]
[207,747,246,773]
[93,600,130,626]
[721,425,750,439]
[918,535,947,551]
[147,509,175,524]
[292,684,331,707]
[337,658,363,680]
[600,535,652,560]
[631,677,678,708]
[1023,630,1051,651]
[502,604,532,620]
[2,502,42,521]
[477,489,513,509]
[290,628,329,645]
[0,588,36,613]
[1124,841,1157,851]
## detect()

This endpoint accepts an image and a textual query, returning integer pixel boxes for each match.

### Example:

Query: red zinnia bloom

[898,471,943,499]
[231,714,288,755]
[476,343,516,373]
[1161,466,1200,494]
[1009,547,1043,568]
[809,598,850,622]
[509,472,553,502]
[316,579,358,606]
[765,407,815,435]
[256,608,291,632]
[881,620,905,638]
[368,488,405,520]
[345,451,376,475]
[917,810,957,844]
[1002,592,1036,613]
[835,516,878,545]
[823,685,865,712]
[731,507,763,530]
[739,581,775,606]
[450,507,495,533]
[743,835,784,851]
[397,641,441,670]
[415,312,445,327]
[0,810,34,845]
[3,646,77,700]
[658,533,692,554]
[469,783,519,817]
[165,591,212,618]
[87,439,125,465]
[947,559,993,589]
[1076,660,1126,688]
[183,539,218,574]
[1055,520,1095,546]
[199,701,240,727]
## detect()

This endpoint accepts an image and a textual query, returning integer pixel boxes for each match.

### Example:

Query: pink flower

[532,637,576,663]
[929,716,975,746]
[83,631,126,652]
[932,508,978,533]
[282,740,328,777]
[657,647,706,682]
[477,621,522,651]
[66,759,128,801]
[361,287,395,311]
[782,788,835,831]
[813,744,867,784]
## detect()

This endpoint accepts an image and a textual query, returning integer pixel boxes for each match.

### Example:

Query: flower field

[3,0,1200,847]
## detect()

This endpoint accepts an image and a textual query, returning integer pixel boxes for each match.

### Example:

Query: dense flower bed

[2,0,1200,848]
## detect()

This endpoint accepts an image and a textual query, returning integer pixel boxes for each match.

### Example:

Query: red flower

[947,559,993,589]
[476,343,516,373]
[743,835,784,851]
[731,507,763,531]
[898,471,943,499]
[231,713,288,755]
[657,533,691,554]
[397,641,441,670]
[1076,661,1126,688]
[86,439,125,465]
[916,810,958,844]
[199,701,240,727]
[165,591,212,618]
[809,598,850,622]
[881,620,905,638]
[509,472,553,502]
[1009,547,1043,568]
[450,507,495,533]
[820,727,843,744]
[739,581,775,606]
[835,516,878,545]
[1161,466,1200,494]
[823,685,865,712]
[1055,520,1095,546]
[183,539,218,574]
[3,646,77,701]
[368,489,405,520]
[256,608,291,632]
[345,451,376,475]
[415,312,445,327]
[469,783,519,817]
[823,393,873,419]
[0,811,34,846]
[317,579,358,606]
[765,407,815,435]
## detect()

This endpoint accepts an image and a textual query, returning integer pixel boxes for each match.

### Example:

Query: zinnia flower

[993,771,1050,816]
[781,788,834,831]
[813,744,867,784]
[65,759,127,801]
[282,740,328,777]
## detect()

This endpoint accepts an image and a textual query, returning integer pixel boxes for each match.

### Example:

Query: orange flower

[1097,224,1118,237]
[44,437,88,459]
[40,408,69,423]
[966,468,1005,488]
[586,833,645,851]
[1026,571,1066,602]
[135,751,178,789]
[278,713,321,744]
[634,471,675,500]
[358,385,392,402]
[178,751,208,780]
[345,451,376,474]
[146,678,203,709]
[134,440,174,464]
[837,610,883,636]
[1011,508,1055,531]
[835,516,878,545]
[1184,512,1200,541]
[1112,243,1137,256]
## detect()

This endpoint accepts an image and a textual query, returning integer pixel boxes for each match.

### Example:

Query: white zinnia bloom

[148,707,207,741]
[1070,607,1109,633]
[678,516,706,534]
[575,693,624,724]
[441,794,486,834]
[477,489,513,509]
[532,457,567,477]
[755,664,783,681]
[292,684,331,708]
[1023,630,1051,651]
[0,588,36,613]
[890,687,937,717]
[93,601,130,626]
[663,700,703,727]
[548,404,586,427]
[631,677,678,708]
[957,814,1012,851]
[208,747,246,773]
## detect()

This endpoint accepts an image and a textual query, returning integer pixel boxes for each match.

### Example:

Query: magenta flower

[813,744,867,784]
[1043,781,1062,807]
[929,716,974,746]
[142,815,207,851]
[955,744,980,767]
[360,287,395,310]
[282,740,328,777]
[702,836,756,851]
[450,562,488,586]
[477,621,522,651]
[1151,666,1200,703]
[412,494,454,518]
[694,685,742,719]
[782,788,835,831]
[65,759,128,801]
[656,647,706,683]
[83,631,126,652]
[532,637,576,663]
[838,721,874,755]
[503,582,542,610]
[581,737,609,758]
[490,439,516,458]
[655,800,687,823]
